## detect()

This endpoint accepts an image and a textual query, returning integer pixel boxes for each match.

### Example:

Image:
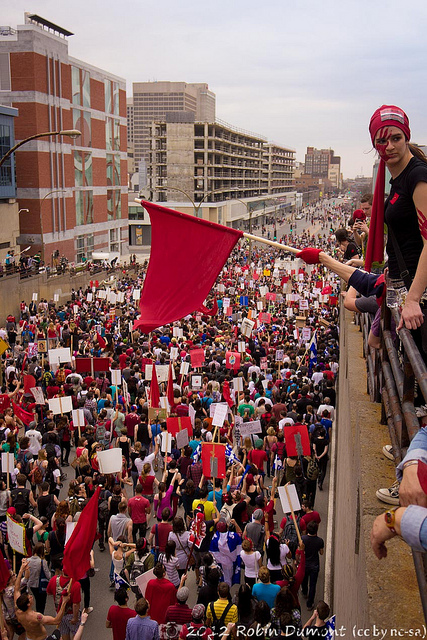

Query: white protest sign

[161,432,172,454]
[180,361,190,376]
[299,300,309,311]
[98,448,123,474]
[257,301,263,311]
[176,429,189,449]
[73,305,79,315]
[122,379,130,405]
[191,375,202,390]
[110,369,122,386]
[211,403,228,427]
[117,291,125,303]
[238,341,246,353]
[108,292,117,305]
[261,379,268,390]
[159,397,169,412]
[240,318,255,338]
[239,420,262,437]
[145,365,174,383]
[135,568,155,596]
[32,292,38,302]
[189,404,196,427]
[65,521,77,546]
[302,327,312,342]
[54,293,60,302]
[86,292,93,302]
[7,516,26,555]
[72,409,85,427]
[170,347,179,361]
[97,290,107,299]
[233,377,244,392]
[48,396,73,415]
[286,308,294,319]
[275,350,284,362]
[278,484,301,514]
[30,387,45,405]
[48,348,72,367]
[1,453,15,474]
[132,289,141,301]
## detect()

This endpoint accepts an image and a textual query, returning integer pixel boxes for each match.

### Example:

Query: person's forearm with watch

[371,505,427,558]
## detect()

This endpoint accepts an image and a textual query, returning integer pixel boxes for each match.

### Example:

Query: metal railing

[360,305,427,623]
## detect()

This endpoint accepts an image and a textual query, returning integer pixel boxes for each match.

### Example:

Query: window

[75,190,93,226]
[72,67,81,105]
[76,235,85,262]
[0,53,11,91]
[73,109,91,147]
[82,70,90,108]
[107,189,121,220]
[109,228,119,252]
[105,80,112,113]
[0,124,12,187]
[72,67,90,107]
[74,151,92,187]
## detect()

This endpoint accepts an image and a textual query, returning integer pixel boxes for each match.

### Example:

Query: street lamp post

[156,185,222,218]
[0,129,81,168]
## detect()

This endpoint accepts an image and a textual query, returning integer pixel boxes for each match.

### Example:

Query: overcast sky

[4,1,427,178]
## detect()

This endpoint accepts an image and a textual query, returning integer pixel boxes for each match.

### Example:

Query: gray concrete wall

[331,311,423,633]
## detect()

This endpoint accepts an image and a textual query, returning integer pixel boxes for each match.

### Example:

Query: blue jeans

[302,565,319,608]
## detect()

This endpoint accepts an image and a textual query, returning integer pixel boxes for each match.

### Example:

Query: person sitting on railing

[371,425,427,557]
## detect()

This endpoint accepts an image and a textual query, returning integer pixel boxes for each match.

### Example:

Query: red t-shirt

[145,577,176,624]
[248,449,268,472]
[300,511,321,534]
[125,413,139,437]
[46,576,81,612]
[150,522,172,552]
[128,495,150,524]
[107,605,136,640]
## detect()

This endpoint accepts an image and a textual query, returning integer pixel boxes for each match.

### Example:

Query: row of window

[71,66,120,116]
[74,152,121,187]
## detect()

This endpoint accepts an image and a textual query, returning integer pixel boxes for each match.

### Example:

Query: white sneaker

[376,480,399,505]
[382,445,394,461]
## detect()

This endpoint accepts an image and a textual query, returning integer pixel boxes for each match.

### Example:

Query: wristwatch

[402,459,419,470]
[384,507,399,533]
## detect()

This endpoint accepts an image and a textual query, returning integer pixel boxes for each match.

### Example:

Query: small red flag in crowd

[63,486,100,581]
[150,363,160,409]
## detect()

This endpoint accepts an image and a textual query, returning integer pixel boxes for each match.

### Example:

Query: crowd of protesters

[0,202,353,640]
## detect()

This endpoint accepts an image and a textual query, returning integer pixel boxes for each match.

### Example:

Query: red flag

[225,352,241,371]
[23,375,36,394]
[63,486,100,581]
[365,159,386,272]
[166,363,174,409]
[222,380,234,408]
[197,299,218,317]
[133,201,242,333]
[96,332,106,349]
[418,460,427,494]
[150,363,160,409]
[12,402,33,426]
[0,548,10,591]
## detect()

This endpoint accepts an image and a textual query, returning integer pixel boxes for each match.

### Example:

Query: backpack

[98,490,109,523]
[46,494,57,522]
[38,559,49,593]
[95,423,106,444]
[42,371,53,387]
[11,488,30,516]
[129,551,148,588]
[274,441,286,461]
[29,462,44,486]
[68,496,80,518]
[54,576,73,614]
[209,601,233,640]
[306,457,319,481]
[282,516,301,557]
[17,451,31,477]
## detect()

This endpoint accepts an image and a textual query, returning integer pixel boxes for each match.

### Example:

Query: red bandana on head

[365,105,411,272]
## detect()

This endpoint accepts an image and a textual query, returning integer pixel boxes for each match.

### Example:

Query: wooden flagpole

[242,233,299,255]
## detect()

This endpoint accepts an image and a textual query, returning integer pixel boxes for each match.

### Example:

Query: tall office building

[304,146,341,190]
[0,13,128,263]
[129,81,216,165]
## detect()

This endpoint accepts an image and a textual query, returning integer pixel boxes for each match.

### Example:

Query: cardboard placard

[145,365,174,383]
[176,429,189,449]
[233,377,244,392]
[180,361,190,376]
[32,292,38,302]
[170,347,179,361]
[211,403,228,428]
[132,289,141,300]
[240,318,255,338]
[167,417,192,439]
[97,448,122,474]
[278,484,301,514]
[97,290,107,299]
[190,349,205,368]
[86,292,93,302]
[1,452,15,474]
[135,568,155,597]
[239,420,262,437]
[48,348,72,367]
[238,341,246,353]
[201,443,226,479]
[260,357,268,370]
[53,293,60,302]
[37,339,47,354]
[30,387,45,405]
[7,515,27,555]
[161,432,172,454]
[284,424,311,456]
[148,407,167,421]
[191,375,202,390]
[110,369,122,386]
[188,404,196,427]
[48,396,73,415]
[72,409,85,427]
[65,521,77,546]
[275,350,284,362]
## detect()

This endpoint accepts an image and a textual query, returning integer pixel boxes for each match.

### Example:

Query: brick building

[0,14,128,264]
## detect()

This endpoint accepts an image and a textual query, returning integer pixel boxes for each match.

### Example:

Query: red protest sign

[284,424,311,456]
[226,351,241,371]
[75,357,110,373]
[190,349,205,368]
[201,443,226,479]
[167,417,193,439]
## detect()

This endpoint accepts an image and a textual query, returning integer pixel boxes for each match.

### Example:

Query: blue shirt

[252,582,281,609]
[396,426,427,552]
[125,615,159,640]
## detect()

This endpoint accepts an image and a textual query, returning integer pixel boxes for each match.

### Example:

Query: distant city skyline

[2,1,427,179]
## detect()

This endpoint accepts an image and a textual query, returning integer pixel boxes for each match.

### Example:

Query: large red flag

[365,159,386,272]
[63,486,100,581]
[12,402,33,426]
[133,201,242,333]
[166,363,174,409]
[0,548,10,591]
[150,363,160,409]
